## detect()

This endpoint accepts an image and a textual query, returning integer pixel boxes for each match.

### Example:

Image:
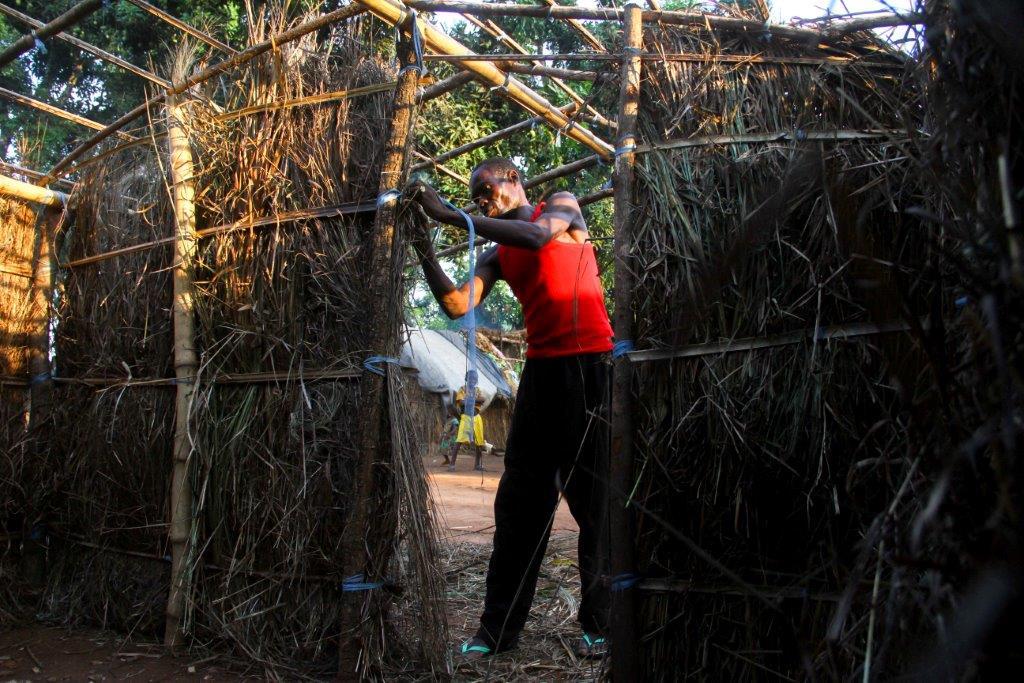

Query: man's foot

[577,632,607,659]
[459,636,492,660]
[447,463,456,472]
[474,463,487,472]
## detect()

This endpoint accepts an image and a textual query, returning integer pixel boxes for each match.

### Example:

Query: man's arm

[412,184,584,250]
[413,239,501,320]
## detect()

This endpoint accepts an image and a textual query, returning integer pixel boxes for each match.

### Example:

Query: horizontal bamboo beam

[418,71,476,102]
[50,367,363,387]
[46,3,368,180]
[0,172,66,206]
[412,151,468,185]
[460,12,614,127]
[64,200,376,268]
[0,264,32,278]
[0,85,136,141]
[502,62,601,81]
[422,52,899,68]
[412,103,575,171]
[355,0,613,158]
[541,0,606,52]
[404,1,917,43]
[0,0,103,68]
[0,161,75,190]
[215,81,397,122]
[0,3,171,87]
[125,0,236,55]
[633,128,905,154]
[627,321,912,362]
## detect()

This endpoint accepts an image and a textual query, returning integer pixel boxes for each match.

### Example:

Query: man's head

[470,158,529,218]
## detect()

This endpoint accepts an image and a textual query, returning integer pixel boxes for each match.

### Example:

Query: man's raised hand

[405,180,454,224]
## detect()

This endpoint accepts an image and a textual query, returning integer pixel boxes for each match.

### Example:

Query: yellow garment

[456,414,485,446]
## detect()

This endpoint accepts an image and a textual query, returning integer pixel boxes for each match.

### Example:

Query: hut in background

[401,327,515,457]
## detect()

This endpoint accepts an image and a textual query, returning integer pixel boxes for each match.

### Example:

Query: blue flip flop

[460,636,493,658]
[578,632,608,658]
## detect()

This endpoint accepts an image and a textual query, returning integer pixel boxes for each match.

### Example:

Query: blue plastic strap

[342,574,384,592]
[363,355,400,376]
[377,189,401,208]
[31,32,46,54]
[612,340,634,359]
[610,573,640,592]
[30,371,51,386]
[408,10,427,76]
[440,198,480,420]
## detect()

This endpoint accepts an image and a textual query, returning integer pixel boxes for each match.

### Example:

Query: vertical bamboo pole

[164,94,199,648]
[337,26,421,680]
[610,3,642,679]
[22,205,58,587]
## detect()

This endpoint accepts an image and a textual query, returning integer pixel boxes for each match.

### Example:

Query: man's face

[470,167,520,218]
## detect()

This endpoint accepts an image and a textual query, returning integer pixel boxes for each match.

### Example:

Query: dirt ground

[0,627,253,682]
[0,456,597,682]
[425,451,580,545]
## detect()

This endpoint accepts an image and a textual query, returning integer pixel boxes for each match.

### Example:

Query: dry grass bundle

[0,195,37,624]
[8,5,447,678]
[627,17,931,680]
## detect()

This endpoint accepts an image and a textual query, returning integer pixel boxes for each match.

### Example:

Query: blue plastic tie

[610,573,640,592]
[441,200,481,420]
[794,129,808,143]
[377,189,402,208]
[30,371,51,386]
[612,339,634,359]
[955,295,969,309]
[363,355,400,376]
[342,574,384,592]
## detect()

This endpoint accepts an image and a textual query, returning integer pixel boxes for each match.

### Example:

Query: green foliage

[1,0,246,168]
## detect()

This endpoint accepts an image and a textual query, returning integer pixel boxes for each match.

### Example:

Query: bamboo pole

[0,174,66,207]
[411,104,575,171]
[0,86,136,141]
[610,3,642,678]
[0,161,74,190]
[541,0,607,52]
[20,205,59,588]
[354,0,613,159]
[125,0,236,55]
[0,0,103,68]
[164,93,199,649]
[405,1,919,43]
[0,3,171,87]
[421,52,900,68]
[460,13,615,127]
[45,3,368,181]
[337,24,422,681]
[418,70,475,102]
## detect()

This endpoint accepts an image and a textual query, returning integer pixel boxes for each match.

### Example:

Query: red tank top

[497,204,613,359]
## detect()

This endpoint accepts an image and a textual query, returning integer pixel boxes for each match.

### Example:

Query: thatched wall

[0,196,38,617]
[11,10,446,678]
[628,21,928,679]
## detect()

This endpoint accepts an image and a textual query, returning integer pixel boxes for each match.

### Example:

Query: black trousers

[476,352,610,650]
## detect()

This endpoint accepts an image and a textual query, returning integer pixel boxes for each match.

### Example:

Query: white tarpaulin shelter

[400,327,514,411]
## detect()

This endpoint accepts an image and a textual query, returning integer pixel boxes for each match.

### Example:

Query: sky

[768,0,917,23]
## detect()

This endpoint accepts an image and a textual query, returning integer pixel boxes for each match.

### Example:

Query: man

[407,158,612,659]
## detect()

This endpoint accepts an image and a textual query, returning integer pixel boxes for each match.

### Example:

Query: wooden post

[337,25,421,680]
[610,3,642,680]
[22,204,59,588]
[164,94,199,649]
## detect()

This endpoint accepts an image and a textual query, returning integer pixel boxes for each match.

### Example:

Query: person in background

[439,410,460,467]
[450,385,486,472]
